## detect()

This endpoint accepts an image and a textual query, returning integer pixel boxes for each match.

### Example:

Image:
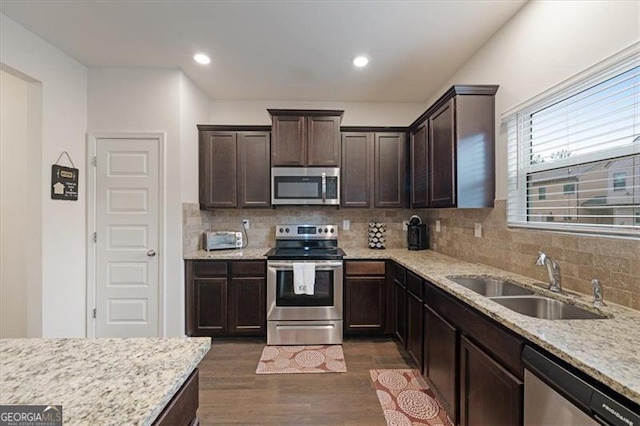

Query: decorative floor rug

[255,345,347,374]
[370,369,453,426]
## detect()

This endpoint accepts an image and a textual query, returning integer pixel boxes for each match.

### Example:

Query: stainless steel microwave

[271,167,340,205]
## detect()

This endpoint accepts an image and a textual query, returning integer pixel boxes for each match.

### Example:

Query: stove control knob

[285,228,290,233]
[324,228,329,233]
[318,228,323,233]
[330,228,335,233]
[279,228,284,233]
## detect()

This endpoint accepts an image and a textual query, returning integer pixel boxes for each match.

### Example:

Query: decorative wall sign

[51,151,79,201]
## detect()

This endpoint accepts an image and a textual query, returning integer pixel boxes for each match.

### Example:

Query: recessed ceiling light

[352,55,369,68]
[194,53,211,65]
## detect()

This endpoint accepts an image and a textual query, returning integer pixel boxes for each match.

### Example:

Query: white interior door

[95,136,160,337]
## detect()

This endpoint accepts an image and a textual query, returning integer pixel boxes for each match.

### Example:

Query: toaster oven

[204,231,243,251]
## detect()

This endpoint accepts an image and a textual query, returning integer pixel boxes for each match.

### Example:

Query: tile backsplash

[423,200,640,311]
[183,200,639,311]
[182,203,413,253]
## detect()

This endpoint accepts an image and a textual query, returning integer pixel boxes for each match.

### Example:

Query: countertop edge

[143,337,211,425]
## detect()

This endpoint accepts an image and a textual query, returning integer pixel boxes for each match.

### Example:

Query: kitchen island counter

[0,337,210,425]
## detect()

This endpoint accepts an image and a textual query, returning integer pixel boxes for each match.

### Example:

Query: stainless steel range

[265,224,345,345]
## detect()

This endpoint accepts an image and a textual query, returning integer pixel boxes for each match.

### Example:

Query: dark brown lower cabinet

[344,260,386,334]
[422,277,524,426]
[393,279,407,345]
[153,369,199,426]
[229,276,265,334]
[186,260,266,337]
[459,336,523,426]
[423,305,458,423]
[405,271,424,369]
[195,277,227,333]
[406,290,423,368]
[344,277,385,333]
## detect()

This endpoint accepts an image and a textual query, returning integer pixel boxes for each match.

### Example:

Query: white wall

[0,69,29,337]
[0,14,87,337]
[424,0,640,200]
[209,100,425,126]
[89,68,209,336]
[180,74,211,204]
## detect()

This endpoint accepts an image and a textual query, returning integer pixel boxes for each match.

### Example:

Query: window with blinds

[505,47,639,237]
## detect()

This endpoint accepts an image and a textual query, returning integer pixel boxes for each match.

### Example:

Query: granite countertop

[346,248,640,406]
[184,248,267,260]
[0,337,211,425]
[184,247,640,405]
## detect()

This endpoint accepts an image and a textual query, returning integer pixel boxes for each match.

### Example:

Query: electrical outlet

[242,219,250,229]
[474,222,482,238]
[436,220,441,232]
[342,220,350,230]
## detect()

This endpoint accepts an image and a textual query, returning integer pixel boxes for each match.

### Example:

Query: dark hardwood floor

[197,337,416,425]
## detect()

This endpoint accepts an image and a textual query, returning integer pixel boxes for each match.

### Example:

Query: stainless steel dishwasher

[523,346,639,426]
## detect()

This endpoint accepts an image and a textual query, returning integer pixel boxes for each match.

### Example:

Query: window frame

[503,42,640,238]
[612,171,627,191]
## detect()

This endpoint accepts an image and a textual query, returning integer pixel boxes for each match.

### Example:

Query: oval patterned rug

[370,369,453,426]
[255,345,347,374]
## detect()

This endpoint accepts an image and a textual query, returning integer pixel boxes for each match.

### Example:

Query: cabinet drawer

[194,261,228,276]
[393,262,406,284]
[428,284,523,378]
[406,271,423,300]
[345,261,385,276]
[231,261,265,277]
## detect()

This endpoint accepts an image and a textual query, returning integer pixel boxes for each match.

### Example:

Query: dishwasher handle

[522,346,593,413]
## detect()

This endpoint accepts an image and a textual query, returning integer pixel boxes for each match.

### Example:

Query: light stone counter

[184,248,267,260]
[345,248,640,406]
[182,247,640,405]
[0,337,211,425]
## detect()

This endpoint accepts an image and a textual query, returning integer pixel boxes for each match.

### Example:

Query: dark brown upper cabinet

[341,130,407,208]
[410,121,428,208]
[268,109,343,167]
[198,126,271,209]
[429,100,455,207]
[341,132,372,207]
[410,85,498,208]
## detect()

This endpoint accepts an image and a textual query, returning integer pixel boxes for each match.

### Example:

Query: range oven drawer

[267,320,343,345]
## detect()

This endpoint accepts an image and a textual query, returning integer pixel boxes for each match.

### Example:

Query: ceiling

[1,0,527,103]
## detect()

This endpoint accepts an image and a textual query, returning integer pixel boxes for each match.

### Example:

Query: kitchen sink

[448,276,535,297]
[489,296,607,320]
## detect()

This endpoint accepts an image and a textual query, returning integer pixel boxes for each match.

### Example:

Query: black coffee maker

[407,215,428,250]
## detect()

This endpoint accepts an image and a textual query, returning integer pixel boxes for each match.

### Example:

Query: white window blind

[504,46,640,237]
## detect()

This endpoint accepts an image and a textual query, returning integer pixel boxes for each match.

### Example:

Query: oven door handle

[268,261,343,269]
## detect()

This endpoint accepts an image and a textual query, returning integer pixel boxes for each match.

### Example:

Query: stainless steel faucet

[535,252,563,293]
[592,279,606,307]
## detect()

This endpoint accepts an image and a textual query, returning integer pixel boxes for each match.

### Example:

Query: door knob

[147,249,157,257]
